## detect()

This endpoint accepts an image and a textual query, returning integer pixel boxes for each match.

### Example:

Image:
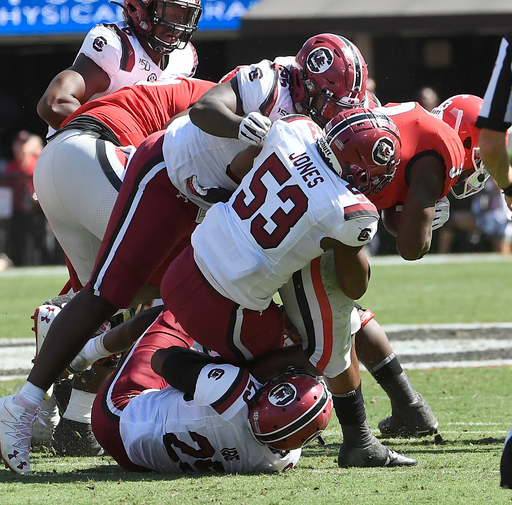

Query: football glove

[432,196,450,231]
[187,175,233,204]
[238,112,272,146]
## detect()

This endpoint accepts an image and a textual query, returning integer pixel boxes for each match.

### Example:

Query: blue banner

[0,0,260,36]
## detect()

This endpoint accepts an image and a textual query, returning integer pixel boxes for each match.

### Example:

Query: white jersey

[78,20,197,101]
[192,116,379,311]
[164,115,243,209]
[46,20,197,137]
[162,57,298,209]
[120,363,301,473]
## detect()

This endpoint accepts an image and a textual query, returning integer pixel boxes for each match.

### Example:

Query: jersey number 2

[164,432,224,472]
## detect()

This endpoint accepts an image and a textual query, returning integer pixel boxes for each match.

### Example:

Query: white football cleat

[0,395,37,475]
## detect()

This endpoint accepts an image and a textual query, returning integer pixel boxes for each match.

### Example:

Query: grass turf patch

[0,367,510,504]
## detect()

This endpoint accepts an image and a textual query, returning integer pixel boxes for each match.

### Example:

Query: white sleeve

[193,363,247,406]
[76,24,123,80]
[336,213,379,247]
[236,59,279,115]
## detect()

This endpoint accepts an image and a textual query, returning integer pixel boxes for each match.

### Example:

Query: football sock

[80,331,112,364]
[369,354,417,405]
[62,389,95,424]
[15,382,46,412]
[332,383,373,446]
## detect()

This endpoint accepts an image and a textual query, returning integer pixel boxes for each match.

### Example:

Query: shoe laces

[34,411,48,428]
[2,405,40,450]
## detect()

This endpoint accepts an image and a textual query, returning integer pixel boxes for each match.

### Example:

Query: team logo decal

[147,73,158,82]
[372,137,395,166]
[208,368,225,380]
[248,68,263,82]
[357,227,372,242]
[268,382,297,406]
[306,47,334,74]
[139,58,150,71]
[448,165,464,179]
[93,36,107,52]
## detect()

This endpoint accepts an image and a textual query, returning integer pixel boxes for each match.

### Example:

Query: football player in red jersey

[284,94,487,443]
[374,94,488,260]
[33,0,202,453]
[37,0,202,132]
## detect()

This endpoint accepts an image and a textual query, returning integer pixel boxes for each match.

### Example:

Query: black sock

[332,383,373,446]
[369,354,418,405]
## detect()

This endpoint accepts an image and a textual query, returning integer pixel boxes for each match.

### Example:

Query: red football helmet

[317,107,402,195]
[123,0,202,55]
[248,369,332,451]
[291,34,369,127]
[430,94,490,199]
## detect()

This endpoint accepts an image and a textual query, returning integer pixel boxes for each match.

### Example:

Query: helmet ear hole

[463,137,472,150]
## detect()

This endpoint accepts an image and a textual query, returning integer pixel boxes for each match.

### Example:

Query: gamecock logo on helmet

[268,383,297,406]
[306,47,334,74]
[372,137,395,166]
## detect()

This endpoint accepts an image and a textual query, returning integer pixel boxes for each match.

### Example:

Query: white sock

[62,389,95,424]
[79,332,111,364]
[15,381,46,410]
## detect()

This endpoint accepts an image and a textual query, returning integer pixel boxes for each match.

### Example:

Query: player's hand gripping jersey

[78,20,198,101]
[369,102,465,210]
[119,363,301,473]
[192,115,379,311]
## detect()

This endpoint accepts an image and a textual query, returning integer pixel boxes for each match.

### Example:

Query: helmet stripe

[335,35,364,97]
[325,111,372,144]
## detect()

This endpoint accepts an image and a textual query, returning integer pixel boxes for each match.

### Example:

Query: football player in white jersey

[189,33,435,457]
[32,0,202,453]
[37,0,202,131]
[89,315,330,473]
[0,35,379,474]
[158,109,415,469]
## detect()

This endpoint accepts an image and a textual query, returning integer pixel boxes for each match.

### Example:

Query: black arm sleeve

[159,347,226,397]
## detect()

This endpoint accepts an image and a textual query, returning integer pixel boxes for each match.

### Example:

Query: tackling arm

[152,347,226,397]
[37,54,110,130]
[323,238,371,300]
[188,79,244,138]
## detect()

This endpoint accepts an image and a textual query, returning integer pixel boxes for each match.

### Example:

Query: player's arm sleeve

[476,32,512,131]
[156,347,226,397]
[337,205,379,247]
[236,60,279,116]
[77,24,123,84]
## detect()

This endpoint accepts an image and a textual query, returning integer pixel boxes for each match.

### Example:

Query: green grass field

[0,256,511,504]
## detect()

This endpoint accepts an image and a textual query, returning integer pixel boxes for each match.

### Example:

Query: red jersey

[61,78,215,148]
[369,102,465,210]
